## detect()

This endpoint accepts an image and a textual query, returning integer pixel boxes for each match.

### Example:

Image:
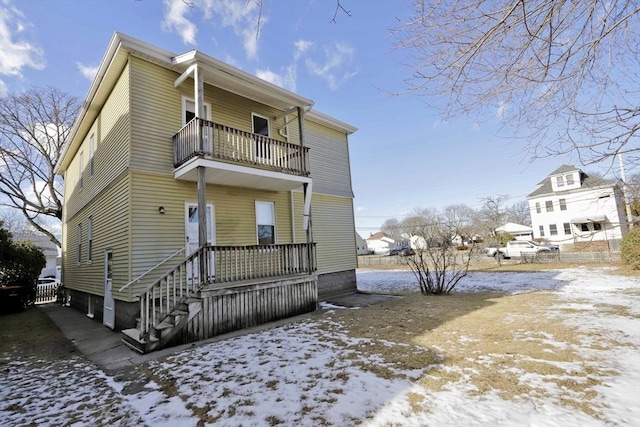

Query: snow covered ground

[1,267,639,426]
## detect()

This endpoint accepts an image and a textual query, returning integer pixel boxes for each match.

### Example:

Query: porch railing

[137,242,316,339]
[173,118,310,176]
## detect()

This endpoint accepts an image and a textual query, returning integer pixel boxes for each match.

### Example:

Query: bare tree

[443,203,476,244]
[477,195,511,239]
[505,200,532,226]
[380,217,403,238]
[401,207,479,294]
[395,1,640,167]
[0,87,80,247]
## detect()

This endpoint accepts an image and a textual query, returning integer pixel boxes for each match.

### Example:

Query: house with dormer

[527,165,628,251]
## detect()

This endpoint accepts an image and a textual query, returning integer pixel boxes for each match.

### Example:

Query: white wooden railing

[137,243,316,339]
[173,118,310,176]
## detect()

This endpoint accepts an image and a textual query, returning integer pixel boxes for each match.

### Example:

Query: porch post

[298,107,313,272]
[195,64,207,280]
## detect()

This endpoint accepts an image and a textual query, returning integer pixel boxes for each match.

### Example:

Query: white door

[185,203,215,281]
[103,250,115,329]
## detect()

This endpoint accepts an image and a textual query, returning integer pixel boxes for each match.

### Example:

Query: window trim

[556,176,564,187]
[77,224,82,264]
[549,224,558,236]
[559,198,567,211]
[535,202,541,214]
[181,96,211,125]
[88,133,95,178]
[87,216,93,263]
[545,200,554,212]
[78,151,84,190]
[256,201,276,245]
[563,223,571,235]
[539,225,545,237]
[566,174,575,185]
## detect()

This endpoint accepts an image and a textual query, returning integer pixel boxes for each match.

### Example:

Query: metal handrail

[119,247,185,292]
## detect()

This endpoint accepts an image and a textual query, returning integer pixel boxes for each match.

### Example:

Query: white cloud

[76,62,99,81]
[496,100,509,121]
[255,65,296,92]
[0,1,45,80]
[203,0,264,60]
[161,0,197,45]
[356,206,367,213]
[305,42,357,90]
[0,79,7,97]
[294,40,313,59]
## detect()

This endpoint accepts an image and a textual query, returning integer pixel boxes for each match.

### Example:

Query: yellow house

[55,33,358,353]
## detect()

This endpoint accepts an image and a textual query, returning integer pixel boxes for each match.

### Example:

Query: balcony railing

[174,118,310,176]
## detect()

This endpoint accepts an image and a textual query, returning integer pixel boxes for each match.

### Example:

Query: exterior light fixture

[158,206,166,214]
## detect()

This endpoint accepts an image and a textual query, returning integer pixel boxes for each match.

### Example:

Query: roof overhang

[56,32,316,174]
[570,215,607,223]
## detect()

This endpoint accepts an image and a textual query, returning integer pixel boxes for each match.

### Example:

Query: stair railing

[119,247,185,292]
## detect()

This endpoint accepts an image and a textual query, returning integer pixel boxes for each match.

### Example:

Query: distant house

[13,234,59,279]
[55,33,358,353]
[366,232,406,255]
[496,223,533,241]
[355,232,369,255]
[527,165,628,251]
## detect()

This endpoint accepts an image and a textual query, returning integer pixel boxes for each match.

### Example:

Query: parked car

[494,241,559,259]
[483,246,498,257]
[387,248,401,256]
[399,248,415,256]
[37,277,60,287]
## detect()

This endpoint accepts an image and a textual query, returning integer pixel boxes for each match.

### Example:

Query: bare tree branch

[0,87,80,247]
[394,0,640,167]
[331,0,352,23]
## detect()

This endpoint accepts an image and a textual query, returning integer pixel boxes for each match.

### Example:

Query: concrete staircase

[121,297,202,354]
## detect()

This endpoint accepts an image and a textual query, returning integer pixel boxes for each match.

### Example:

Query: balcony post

[298,107,314,272]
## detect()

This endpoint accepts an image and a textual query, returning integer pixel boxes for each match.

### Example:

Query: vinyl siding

[64,62,131,220]
[127,170,296,296]
[63,173,131,300]
[306,120,353,198]
[311,194,357,274]
[129,56,293,176]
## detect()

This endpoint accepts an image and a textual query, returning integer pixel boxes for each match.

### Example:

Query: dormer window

[556,176,564,187]
[566,174,574,185]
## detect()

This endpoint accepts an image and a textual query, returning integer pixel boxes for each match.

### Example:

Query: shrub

[621,227,640,269]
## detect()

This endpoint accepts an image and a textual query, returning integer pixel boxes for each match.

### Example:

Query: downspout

[297,106,314,273]
[194,64,208,280]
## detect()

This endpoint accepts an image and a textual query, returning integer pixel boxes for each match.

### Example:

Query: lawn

[1,267,639,426]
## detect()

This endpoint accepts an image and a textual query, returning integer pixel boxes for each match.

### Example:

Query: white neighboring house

[13,234,60,279]
[366,232,407,255]
[527,165,629,251]
[496,223,533,241]
[355,232,369,255]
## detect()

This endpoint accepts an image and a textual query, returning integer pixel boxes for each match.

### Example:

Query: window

[559,199,567,211]
[252,113,271,160]
[556,176,564,187]
[566,174,574,185]
[256,201,275,245]
[539,225,545,237]
[182,97,211,125]
[563,223,571,234]
[79,151,84,190]
[545,200,554,212]
[581,223,589,232]
[535,202,541,214]
[77,224,82,263]
[88,134,95,178]
[593,222,602,231]
[549,224,558,236]
[87,217,93,262]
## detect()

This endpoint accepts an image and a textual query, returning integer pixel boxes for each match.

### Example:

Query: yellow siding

[64,62,131,220]
[129,56,294,176]
[128,170,296,296]
[311,194,357,274]
[306,120,354,198]
[63,173,131,300]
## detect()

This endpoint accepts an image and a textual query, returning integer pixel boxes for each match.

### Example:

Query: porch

[122,242,318,354]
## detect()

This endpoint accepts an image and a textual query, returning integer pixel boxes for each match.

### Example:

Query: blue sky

[3,0,628,237]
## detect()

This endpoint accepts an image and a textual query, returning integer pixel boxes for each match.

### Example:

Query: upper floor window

[549,224,558,236]
[256,201,275,245]
[559,199,567,211]
[87,217,93,263]
[182,97,211,125]
[79,151,84,190]
[563,223,571,235]
[88,133,95,178]
[535,202,541,214]
[545,200,553,212]
[566,174,575,185]
[556,176,564,187]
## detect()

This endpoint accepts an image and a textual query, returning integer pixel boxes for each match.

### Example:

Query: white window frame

[78,151,84,190]
[535,202,541,214]
[181,96,211,125]
[256,201,276,245]
[545,200,554,212]
[563,223,571,235]
[87,216,93,263]
[539,225,545,237]
[77,224,82,264]
[556,176,564,187]
[559,198,567,211]
[566,174,575,185]
[549,224,558,236]
[89,133,95,178]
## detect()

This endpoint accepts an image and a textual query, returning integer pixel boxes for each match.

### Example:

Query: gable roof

[366,231,390,241]
[56,33,356,174]
[528,166,616,198]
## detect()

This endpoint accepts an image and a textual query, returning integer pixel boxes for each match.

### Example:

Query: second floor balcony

[174,118,310,182]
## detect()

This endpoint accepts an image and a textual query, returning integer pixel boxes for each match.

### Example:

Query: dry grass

[324,289,622,418]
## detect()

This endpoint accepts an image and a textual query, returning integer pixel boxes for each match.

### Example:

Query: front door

[103,250,115,329]
[185,203,215,282]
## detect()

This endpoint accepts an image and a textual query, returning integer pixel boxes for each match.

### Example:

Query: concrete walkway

[40,292,400,372]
